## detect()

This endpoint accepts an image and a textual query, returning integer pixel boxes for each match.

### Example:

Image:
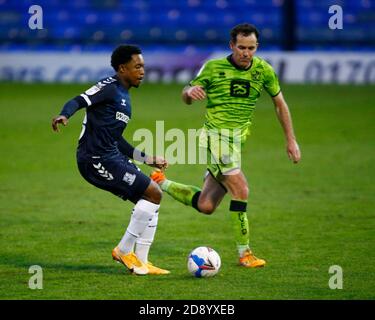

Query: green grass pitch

[0,82,374,299]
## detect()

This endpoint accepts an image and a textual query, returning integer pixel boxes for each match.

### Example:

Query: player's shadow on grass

[1,253,129,275]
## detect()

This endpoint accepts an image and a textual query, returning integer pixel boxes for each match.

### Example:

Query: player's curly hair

[111,45,142,71]
[230,23,259,43]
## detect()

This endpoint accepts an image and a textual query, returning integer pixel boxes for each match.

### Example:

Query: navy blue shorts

[77,156,151,203]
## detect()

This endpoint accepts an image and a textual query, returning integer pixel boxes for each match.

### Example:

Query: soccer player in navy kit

[52,45,169,275]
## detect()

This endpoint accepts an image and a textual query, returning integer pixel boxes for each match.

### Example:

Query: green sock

[230,200,250,256]
[161,180,201,206]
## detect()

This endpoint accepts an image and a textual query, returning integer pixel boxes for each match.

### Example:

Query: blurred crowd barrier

[1,50,374,84]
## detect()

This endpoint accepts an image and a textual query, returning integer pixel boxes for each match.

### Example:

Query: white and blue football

[187,246,221,278]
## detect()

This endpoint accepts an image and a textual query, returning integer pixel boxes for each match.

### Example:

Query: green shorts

[199,128,243,178]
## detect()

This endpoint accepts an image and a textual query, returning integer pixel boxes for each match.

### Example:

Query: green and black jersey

[190,55,281,143]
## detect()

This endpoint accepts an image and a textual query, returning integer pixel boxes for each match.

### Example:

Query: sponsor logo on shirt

[230,80,250,97]
[85,85,101,96]
[123,172,136,186]
[116,112,129,123]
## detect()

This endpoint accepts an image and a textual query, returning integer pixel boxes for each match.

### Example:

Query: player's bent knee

[231,185,249,200]
[242,185,249,199]
[198,202,216,215]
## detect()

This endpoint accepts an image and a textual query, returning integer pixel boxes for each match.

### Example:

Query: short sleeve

[190,60,212,89]
[263,62,281,97]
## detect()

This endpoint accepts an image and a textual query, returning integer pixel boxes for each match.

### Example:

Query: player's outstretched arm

[52,115,68,132]
[52,96,87,132]
[272,92,301,164]
[181,85,206,105]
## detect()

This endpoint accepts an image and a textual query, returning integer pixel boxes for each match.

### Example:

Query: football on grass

[187,246,221,278]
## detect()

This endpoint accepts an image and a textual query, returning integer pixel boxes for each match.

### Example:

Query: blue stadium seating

[296,0,375,45]
[0,0,374,51]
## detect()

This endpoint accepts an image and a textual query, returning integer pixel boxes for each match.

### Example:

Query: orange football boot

[239,249,266,268]
[150,169,167,185]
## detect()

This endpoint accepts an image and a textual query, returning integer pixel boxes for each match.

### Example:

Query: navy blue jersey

[60,75,140,162]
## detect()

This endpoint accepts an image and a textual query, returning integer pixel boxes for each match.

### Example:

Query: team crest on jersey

[116,111,129,123]
[123,172,136,186]
[251,71,261,81]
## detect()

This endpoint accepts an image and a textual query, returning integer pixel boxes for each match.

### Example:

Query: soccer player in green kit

[151,23,301,268]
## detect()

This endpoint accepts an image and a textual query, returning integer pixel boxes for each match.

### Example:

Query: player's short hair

[230,23,259,43]
[111,45,142,71]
